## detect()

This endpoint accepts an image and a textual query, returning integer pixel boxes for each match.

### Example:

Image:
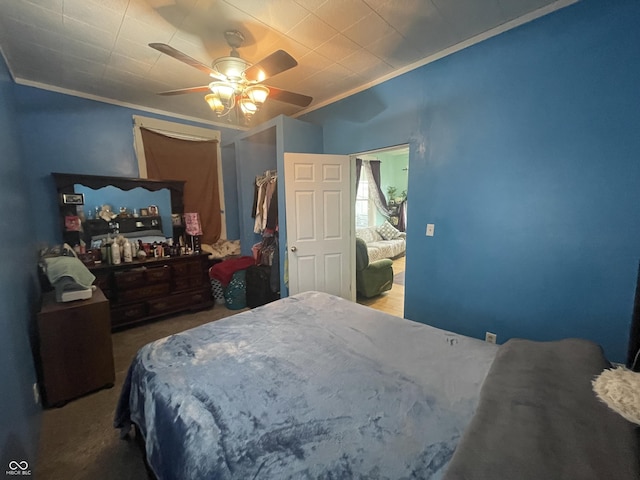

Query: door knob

[290,246,297,252]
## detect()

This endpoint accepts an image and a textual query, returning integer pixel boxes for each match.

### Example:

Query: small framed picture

[148,205,159,216]
[61,193,85,205]
[140,208,149,216]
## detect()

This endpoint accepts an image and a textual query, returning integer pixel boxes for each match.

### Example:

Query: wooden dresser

[89,253,213,330]
[36,288,115,407]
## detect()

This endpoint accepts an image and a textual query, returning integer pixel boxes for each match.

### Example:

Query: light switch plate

[426,224,435,236]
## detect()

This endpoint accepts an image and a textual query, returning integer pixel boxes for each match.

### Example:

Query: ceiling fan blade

[157,85,211,96]
[149,43,225,80]
[266,86,312,107]
[244,50,298,83]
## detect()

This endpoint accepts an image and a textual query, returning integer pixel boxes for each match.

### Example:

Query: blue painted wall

[301,0,640,363]
[12,85,242,246]
[0,56,41,470]
[220,142,240,240]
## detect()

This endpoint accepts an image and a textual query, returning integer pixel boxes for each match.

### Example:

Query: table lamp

[183,212,203,253]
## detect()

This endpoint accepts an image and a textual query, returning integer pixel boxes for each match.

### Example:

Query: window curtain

[397,200,407,232]
[355,158,362,190]
[363,160,390,217]
[140,127,221,244]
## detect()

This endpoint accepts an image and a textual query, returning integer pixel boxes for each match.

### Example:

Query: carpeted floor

[35,304,243,480]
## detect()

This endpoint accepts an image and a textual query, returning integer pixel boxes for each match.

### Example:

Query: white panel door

[284,153,353,300]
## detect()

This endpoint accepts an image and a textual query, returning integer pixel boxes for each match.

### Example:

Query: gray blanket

[443,338,640,480]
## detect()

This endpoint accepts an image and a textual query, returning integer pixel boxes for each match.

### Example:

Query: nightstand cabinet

[36,288,115,407]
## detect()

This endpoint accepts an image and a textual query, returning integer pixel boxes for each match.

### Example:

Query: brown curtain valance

[140,127,221,244]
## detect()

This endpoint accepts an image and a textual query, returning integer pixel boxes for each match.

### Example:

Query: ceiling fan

[149,30,312,123]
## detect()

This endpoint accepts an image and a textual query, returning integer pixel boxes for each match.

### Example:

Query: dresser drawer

[147,294,191,315]
[174,275,208,291]
[118,283,170,303]
[172,276,192,292]
[183,289,211,305]
[114,269,145,290]
[147,288,211,315]
[111,302,147,326]
[188,261,204,277]
[88,254,213,331]
[172,259,201,278]
[145,265,171,283]
[171,261,191,278]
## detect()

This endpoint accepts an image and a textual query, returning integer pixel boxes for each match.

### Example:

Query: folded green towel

[44,256,95,290]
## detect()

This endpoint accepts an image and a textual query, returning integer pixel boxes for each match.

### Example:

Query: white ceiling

[0,0,575,128]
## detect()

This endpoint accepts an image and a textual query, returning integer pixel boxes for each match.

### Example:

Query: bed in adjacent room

[115,291,498,479]
[114,291,640,480]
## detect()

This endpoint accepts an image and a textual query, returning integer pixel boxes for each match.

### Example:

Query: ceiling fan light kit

[150,30,312,124]
[203,70,270,120]
[212,57,250,83]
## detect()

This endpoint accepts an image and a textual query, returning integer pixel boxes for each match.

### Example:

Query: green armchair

[356,237,394,298]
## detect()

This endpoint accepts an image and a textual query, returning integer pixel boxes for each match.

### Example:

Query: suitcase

[245,265,279,308]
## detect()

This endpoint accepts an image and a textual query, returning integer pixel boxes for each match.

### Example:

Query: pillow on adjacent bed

[377,220,401,240]
[592,366,640,425]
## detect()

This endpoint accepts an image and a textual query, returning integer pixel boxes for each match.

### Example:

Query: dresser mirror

[52,173,185,248]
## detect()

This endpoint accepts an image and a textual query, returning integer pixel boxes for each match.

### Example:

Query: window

[355,169,376,228]
[132,115,226,241]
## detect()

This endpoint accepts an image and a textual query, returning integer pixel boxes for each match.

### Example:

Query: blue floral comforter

[114,291,497,479]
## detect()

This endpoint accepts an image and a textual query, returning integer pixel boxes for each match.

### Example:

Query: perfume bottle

[111,241,121,265]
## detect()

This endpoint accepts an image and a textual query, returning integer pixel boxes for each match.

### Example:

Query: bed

[115,291,640,479]
[443,338,640,480]
[115,291,498,479]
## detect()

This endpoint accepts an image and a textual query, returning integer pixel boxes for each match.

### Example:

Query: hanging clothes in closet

[252,170,278,234]
[249,170,280,304]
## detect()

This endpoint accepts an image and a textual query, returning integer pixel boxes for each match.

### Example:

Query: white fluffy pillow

[592,366,640,425]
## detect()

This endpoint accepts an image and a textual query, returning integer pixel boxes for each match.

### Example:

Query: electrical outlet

[32,383,40,405]
[485,332,497,344]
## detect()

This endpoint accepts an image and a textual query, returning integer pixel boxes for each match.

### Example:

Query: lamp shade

[209,82,235,102]
[239,97,257,116]
[204,94,224,114]
[184,212,203,236]
[206,82,236,116]
[245,85,269,106]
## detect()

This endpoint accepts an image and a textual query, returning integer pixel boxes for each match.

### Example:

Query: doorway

[353,145,409,317]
